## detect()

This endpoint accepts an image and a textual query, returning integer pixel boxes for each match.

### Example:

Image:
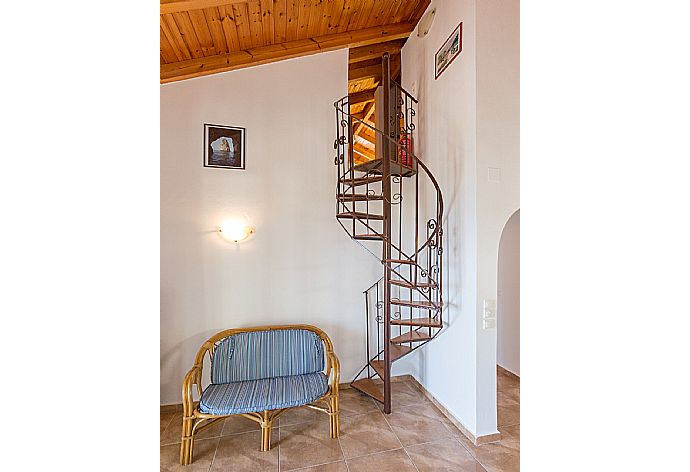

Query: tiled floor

[161,372,520,472]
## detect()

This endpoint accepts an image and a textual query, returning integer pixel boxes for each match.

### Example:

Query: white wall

[160,50,381,404]
[498,210,520,376]
[400,0,519,437]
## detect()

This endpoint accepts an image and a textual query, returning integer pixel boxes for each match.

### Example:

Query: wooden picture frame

[204,124,246,170]
[435,22,463,80]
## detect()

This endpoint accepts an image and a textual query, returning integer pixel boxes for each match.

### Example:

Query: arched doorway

[497,209,520,431]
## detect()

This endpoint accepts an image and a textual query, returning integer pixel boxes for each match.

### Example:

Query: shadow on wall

[497,209,519,376]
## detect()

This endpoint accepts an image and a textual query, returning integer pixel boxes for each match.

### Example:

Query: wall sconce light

[417,8,436,37]
[218,219,255,244]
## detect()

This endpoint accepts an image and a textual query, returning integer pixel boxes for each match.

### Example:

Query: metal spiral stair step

[337,211,384,220]
[390,330,432,344]
[383,258,416,265]
[391,299,438,309]
[337,194,384,202]
[390,279,434,289]
[350,378,384,403]
[391,317,442,328]
[339,176,383,187]
[353,233,385,241]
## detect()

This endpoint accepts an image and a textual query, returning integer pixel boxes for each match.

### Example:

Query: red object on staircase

[398,133,414,167]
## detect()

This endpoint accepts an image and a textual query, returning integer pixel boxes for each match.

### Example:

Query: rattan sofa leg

[329,396,340,439]
[260,411,273,452]
[179,418,194,465]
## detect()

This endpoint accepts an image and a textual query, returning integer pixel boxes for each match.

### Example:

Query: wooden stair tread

[390,279,434,289]
[370,360,386,380]
[390,343,412,361]
[354,233,384,241]
[337,194,384,201]
[391,299,438,309]
[391,317,442,328]
[340,176,383,187]
[337,212,384,220]
[350,378,384,403]
[390,331,432,344]
[384,259,416,265]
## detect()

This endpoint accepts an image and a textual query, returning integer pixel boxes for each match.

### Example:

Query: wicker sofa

[179,325,340,465]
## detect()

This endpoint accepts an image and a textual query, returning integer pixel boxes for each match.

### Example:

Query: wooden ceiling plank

[218,5,241,51]
[172,12,204,58]
[306,0,324,38]
[161,0,250,15]
[188,9,217,56]
[336,0,356,33]
[160,28,179,63]
[318,0,336,36]
[365,0,389,29]
[349,38,404,63]
[353,0,375,31]
[232,3,253,50]
[328,0,345,33]
[349,57,381,82]
[247,1,265,47]
[204,7,228,54]
[160,16,190,61]
[260,0,275,45]
[384,0,404,25]
[296,0,310,40]
[274,0,288,43]
[408,0,430,24]
[285,0,299,41]
[161,22,413,82]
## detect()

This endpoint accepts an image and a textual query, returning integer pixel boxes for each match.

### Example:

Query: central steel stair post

[381,53,393,414]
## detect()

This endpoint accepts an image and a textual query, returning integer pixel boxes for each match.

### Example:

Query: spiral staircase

[333,54,444,414]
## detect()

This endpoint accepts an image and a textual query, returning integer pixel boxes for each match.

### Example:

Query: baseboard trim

[406,376,502,446]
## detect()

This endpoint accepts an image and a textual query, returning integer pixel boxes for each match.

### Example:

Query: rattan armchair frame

[179,324,340,465]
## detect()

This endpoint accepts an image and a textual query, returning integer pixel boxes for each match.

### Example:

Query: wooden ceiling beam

[349,89,376,106]
[349,60,382,83]
[162,22,414,83]
[349,39,406,64]
[354,102,376,136]
[161,0,247,15]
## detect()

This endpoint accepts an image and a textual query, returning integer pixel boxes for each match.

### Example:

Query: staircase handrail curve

[334,97,444,274]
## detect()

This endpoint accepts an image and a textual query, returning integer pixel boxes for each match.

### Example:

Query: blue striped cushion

[199,372,329,415]
[211,329,324,384]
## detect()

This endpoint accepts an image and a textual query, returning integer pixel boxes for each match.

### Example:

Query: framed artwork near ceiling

[204,124,246,170]
[435,22,463,79]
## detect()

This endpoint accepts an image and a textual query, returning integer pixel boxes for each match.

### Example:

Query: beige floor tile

[279,421,343,471]
[279,405,328,427]
[406,437,487,472]
[497,399,520,428]
[211,430,278,472]
[375,381,429,410]
[346,448,417,472]
[160,437,218,472]
[339,388,380,416]
[339,411,402,459]
[385,401,452,446]
[221,414,261,435]
[161,411,176,435]
[161,413,225,445]
[284,460,349,472]
[456,425,519,472]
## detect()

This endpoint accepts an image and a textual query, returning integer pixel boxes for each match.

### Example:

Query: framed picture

[435,22,463,80]
[204,124,246,170]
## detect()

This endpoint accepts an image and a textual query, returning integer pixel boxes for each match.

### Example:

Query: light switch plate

[483,318,496,329]
[483,299,497,319]
[488,167,501,182]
